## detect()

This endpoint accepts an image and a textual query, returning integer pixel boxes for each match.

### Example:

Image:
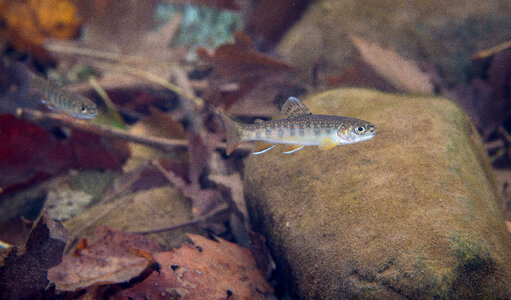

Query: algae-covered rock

[278,0,511,85]
[244,89,511,299]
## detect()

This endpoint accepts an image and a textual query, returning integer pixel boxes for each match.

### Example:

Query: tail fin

[220,112,242,155]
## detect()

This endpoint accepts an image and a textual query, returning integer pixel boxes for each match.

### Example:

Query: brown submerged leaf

[198,31,297,111]
[325,57,398,92]
[48,227,160,291]
[0,215,66,300]
[115,234,273,300]
[350,34,434,95]
[0,0,82,58]
[449,50,511,138]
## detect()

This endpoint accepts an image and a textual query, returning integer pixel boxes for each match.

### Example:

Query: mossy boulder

[244,89,511,299]
[278,0,511,85]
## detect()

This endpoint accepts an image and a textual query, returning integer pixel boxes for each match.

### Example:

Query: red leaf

[67,131,129,170]
[0,114,73,193]
[0,114,129,193]
[115,234,273,299]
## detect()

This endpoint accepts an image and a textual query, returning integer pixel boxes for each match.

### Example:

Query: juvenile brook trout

[30,75,98,119]
[221,97,375,155]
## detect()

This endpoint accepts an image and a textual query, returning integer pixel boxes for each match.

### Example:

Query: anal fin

[283,144,304,154]
[318,137,339,150]
[252,142,275,155]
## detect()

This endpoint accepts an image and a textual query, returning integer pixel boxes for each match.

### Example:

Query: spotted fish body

[221,97,375,155]
[30,76,98,119]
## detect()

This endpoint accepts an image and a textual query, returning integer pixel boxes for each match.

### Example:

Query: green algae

[244,89,511,298]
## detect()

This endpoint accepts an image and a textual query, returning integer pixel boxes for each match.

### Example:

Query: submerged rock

[278,0,511,85]
[244,89,511,299]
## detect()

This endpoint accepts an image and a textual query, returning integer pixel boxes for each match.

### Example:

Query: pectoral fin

[252,142,275,155]
[283,144,304,154]
[318,137,339,150]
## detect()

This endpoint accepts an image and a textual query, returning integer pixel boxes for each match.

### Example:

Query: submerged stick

[17,108,186,150]
[131,203,229,235]
[131,160,230,235]
[472,40,511,60]
[16,108,250,153]
[88,61,206,109]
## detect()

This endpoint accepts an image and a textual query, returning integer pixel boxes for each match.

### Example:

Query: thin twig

[472,40,511,60]
[17,108,185,149]
[89,61,206,109]
[15,108,251,153]
[45,40,177,68]
[88,77,112,105]
[131,203,230,235]
[151,159,189,194]
[132,159,232,235]
[145,13,183,48]
[88,76,126,126]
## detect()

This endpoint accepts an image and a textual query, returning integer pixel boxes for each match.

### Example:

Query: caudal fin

[220,112,242,155]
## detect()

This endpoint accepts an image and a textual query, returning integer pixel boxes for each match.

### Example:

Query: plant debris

[0,215,66,300]
[115,233,273,299]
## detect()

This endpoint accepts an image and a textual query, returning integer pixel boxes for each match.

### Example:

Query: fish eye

[80,105,87,113]
[355,126,366,134]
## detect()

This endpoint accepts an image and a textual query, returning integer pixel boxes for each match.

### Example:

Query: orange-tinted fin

[283,144,304,154]
[252,142,275,155]
[220,112,242,155]
[319,137,339,150]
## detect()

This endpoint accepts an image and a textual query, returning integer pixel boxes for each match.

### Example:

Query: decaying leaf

[115,233,273,299]
[209,173,249,242]
[450,79,495,137]
[0,215,66,300]
[0,0,82,57]
[246,0,310,50]
[444,49,511,138]
[0,114,74,193]
[249,231,275,279]
[198,31,298,111]
[325,57,397,93]
[349,34,434,95]
[487,50,511,105]
[48,226,160,291]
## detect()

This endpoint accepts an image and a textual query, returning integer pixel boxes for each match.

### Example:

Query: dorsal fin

[281,97,312,118]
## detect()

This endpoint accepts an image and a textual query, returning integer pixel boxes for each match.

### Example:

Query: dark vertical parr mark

[299,124,305,136]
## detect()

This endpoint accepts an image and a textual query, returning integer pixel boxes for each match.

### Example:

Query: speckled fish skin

[241,114,374,144]
[221,97,375,155]
[30,76,98,119]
